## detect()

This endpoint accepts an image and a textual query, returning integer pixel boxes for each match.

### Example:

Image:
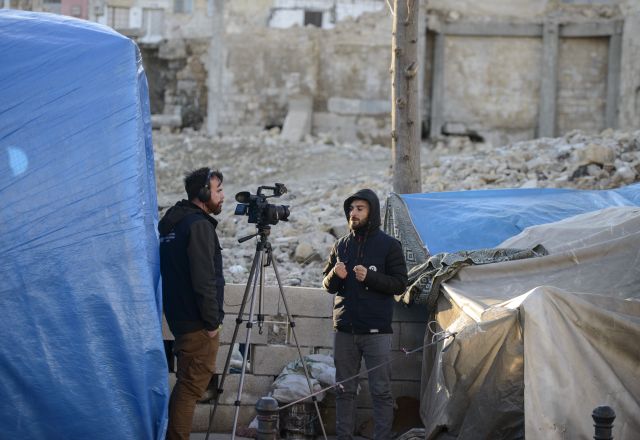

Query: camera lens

[263,204,290,225]
[275,205,290,222]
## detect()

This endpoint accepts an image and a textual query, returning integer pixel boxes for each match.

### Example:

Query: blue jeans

[334,331,393,440]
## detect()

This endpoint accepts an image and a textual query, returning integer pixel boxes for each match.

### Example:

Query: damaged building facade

[8,0,640,145]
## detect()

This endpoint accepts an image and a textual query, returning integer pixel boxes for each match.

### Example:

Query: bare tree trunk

[391,0,421,194]
[206,0,225,135]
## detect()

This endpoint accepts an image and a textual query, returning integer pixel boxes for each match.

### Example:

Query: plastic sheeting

[422,207,640,440]
[397,184,640,256]
[0,11,167,440]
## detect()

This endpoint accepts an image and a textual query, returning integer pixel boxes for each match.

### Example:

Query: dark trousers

[166,329,219,440]
[334,331,393,440]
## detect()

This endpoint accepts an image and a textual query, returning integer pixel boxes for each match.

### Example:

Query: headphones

[197,169,214,202]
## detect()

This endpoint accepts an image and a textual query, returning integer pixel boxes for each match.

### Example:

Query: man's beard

[207,201,222,215]
[349,218,368,230]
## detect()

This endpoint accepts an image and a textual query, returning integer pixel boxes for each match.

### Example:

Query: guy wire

[278,329,457,411]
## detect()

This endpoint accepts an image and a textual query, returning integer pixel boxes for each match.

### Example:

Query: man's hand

[334,262,348,279]
[206,329,219,338]
[353,265,367,282]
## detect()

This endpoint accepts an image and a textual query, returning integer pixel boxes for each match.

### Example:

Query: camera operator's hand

[354,265,367,282]
[334,262,348,279]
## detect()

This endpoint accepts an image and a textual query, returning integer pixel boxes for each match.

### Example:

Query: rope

[278,329,456,411]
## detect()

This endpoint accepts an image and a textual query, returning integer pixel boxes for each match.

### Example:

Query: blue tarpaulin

[399,184,640,255]
[0,11,167,440]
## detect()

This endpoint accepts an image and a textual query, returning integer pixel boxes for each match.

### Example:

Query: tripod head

[238,225,271,244]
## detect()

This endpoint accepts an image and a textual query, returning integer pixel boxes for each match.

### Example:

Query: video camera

[234,183,291,227]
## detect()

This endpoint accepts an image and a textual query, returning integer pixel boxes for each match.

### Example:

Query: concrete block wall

[164,284,428,434]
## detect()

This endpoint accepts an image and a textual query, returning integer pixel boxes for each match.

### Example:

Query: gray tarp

[422,207,640,440]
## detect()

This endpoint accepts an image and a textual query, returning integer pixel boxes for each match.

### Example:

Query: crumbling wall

[441,35,543,144]
[205,0,639,145]
[556,37,608,134]
[220,27,320,132]
[142,38,209,130]
[424,0,637,145]
[619,10,640,130]
[214,4,392,144]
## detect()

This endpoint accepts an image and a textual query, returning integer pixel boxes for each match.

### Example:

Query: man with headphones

[159,167,225,440]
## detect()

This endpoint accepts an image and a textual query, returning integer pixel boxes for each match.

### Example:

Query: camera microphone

[235,191,251,203]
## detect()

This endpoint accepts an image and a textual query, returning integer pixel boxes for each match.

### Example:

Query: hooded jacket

[322,189,408,334]
[159,200,225,335]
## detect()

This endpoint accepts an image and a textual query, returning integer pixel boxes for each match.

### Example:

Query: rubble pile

[153,128,640,288]
[424,129,640,192]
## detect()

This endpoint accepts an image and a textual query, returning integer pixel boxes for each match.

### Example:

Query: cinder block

[252,344,313,375]
[223,284,280,316]
[314,347,334,357]
[192,403,256,433]
[215,343,254,373]
[224,284,332,317]
[389,349,422,381]
[398,322,428,351]
[219,319,269,344]
[287,316,335,347]
[274,286,334,318]
[217,373,274,406]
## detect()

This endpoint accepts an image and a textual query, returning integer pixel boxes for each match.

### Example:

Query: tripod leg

[205,246,262,440]
[230,246,264,439]
[269,247,329,440]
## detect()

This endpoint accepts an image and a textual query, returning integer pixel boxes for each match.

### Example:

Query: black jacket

[159,200,225,335]
[322,189,408,334]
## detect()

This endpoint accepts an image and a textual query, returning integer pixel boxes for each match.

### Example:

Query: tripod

[206,225,327,440]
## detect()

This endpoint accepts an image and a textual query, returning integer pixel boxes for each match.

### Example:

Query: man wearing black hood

[322,189,408,440]
[159,167,225,440]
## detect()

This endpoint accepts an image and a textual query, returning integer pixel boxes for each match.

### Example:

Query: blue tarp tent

[386,183,640,259]
[0,11,167,439]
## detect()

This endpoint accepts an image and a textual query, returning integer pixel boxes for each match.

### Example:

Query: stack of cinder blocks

[164,284,426,434]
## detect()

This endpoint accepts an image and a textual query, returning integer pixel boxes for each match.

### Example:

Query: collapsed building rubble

[153,128,640,288]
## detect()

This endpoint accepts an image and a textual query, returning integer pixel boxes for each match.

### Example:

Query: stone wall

[206,0,640,145]
[440,35,543,144]
[164,284,427,434]
[213,4,393,144]
[137,0,640,144]
[142,38,209,130]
